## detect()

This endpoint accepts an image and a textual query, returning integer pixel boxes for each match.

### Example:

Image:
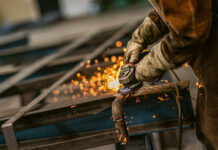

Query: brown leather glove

[135,42,175,82]
[124,17,163,63]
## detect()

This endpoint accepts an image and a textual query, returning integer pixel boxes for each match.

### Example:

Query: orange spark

[70,105,77,109]
[94,59,99,64]
[116,41,122,47]
[76,73,81,78]
[111,56,117,63]
[86,60,91,64]
[53,97,58,102]
[123,137,127,143]
[153,114,156,119]
[141,49,148,53]
[136,97,140,103]
[119,134,123,141]
[104,57,109,62]
[53,90,60,95]
[157,97,164,101]
[184,63,189,68]
[74,81,79,86]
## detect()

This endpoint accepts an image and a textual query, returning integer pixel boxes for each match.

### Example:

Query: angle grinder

[118,63,142,95]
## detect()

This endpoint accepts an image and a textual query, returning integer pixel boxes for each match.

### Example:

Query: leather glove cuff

[135,41,175,82]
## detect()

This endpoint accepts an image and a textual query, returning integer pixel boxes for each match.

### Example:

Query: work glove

[135,41,175,82]
[124,17,163,64]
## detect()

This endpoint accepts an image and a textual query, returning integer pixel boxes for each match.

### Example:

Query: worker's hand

[135,42,175,82]
[119,63,137,86]
[119,63,142,93]
[124,15,166,64]
[124,40,143,64]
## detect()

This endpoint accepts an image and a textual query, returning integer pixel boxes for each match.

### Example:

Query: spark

[136,97,140,103]
[157,97,164,101]
[53,90,60,95]
[153,114,156,119]
[70,105,77,109]
[184,63,189,68]
[94,59,99,64]
[123,48,127,52]
[116,41,122,47]
[52,56,124,99]
[104,57,109,62]
[53,97,58,102]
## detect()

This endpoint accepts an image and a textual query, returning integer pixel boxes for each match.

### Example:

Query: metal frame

[1,18,142,150]
[0,29,100,95]
[0,119,193,150]
[0,81,189,131]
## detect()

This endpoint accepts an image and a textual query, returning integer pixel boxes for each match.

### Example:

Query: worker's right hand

[124,40,144,64]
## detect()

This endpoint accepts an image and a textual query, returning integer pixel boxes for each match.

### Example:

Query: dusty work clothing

[125,0,218,149]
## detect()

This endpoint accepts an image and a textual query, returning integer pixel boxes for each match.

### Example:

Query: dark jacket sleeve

[135,0,212,82]
[159,0,212,67]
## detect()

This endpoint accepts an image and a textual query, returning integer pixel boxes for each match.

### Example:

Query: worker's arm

[124,10,168,63]
[135,0,212,82]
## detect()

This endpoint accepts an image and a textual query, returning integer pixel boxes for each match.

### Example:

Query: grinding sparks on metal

[52,55,124,101]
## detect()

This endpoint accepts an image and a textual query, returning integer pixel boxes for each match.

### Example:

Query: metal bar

[0,29,100,95]
[133,81,189,96]
[0,31,27,46]
[1,18,142,150]
[27,130,118,150]
[0,95,114,132]
[0,119,192,150]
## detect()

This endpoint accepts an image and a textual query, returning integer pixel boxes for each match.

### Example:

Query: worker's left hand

[124,40,144,64]
[134,42,175,82]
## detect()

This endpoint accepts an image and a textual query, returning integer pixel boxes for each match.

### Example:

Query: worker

[124,0,218,149]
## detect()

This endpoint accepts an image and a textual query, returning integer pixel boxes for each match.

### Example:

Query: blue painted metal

[0,88,194,144]
[0,47,56,65]
[0,37,28,50]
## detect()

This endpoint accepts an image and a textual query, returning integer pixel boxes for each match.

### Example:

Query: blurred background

[0,0,145,34]
[0,0,203,150]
